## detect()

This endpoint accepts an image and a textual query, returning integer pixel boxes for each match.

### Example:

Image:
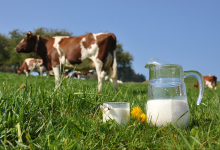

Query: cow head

[15,31,38,53]
[17,70,21,75]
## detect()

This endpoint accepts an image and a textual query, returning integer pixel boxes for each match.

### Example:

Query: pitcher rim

[145,64,182,68]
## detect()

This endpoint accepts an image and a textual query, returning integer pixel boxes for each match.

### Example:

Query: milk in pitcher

[146,99,190,127]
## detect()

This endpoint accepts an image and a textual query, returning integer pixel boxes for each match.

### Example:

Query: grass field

[0,72,220,149]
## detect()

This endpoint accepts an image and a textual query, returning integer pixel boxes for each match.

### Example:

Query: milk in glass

[103,108,130,125]
[146,99,190,127]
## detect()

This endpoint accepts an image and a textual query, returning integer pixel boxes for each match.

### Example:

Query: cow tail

[111,50,117,79]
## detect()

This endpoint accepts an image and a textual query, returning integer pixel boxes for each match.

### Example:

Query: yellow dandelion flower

[138,113,147,123]
[19,84,26,90]
[131,106,142,119]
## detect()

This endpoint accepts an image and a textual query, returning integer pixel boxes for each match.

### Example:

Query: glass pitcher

[145,58,204,128]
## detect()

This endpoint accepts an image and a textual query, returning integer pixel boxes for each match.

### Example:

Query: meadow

[0,72,220,149]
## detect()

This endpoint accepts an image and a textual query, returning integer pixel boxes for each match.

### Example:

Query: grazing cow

[194,76,217,90]
[105,76,123,83]
[61,69,72,78]
[15,31,118,92]
[17,58,47,76]
[71,70,97,80]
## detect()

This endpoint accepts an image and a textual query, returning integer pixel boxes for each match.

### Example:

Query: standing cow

[17,58,47,76]
[15,31,118,92]
[194,76,217,90]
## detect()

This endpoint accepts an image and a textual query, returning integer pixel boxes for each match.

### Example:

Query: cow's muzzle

[15,47,21,53]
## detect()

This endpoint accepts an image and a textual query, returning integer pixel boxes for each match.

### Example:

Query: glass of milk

[101,102,130,126]
[145,58,204,128]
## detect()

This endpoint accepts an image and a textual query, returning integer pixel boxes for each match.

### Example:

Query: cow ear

[27,31,33,39]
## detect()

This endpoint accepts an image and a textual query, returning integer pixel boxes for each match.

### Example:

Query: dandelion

[138,113,147,123]
[131,106,142,119]
[19,84,26,90]
[131,106,148,124]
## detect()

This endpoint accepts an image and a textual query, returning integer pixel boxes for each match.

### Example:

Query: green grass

[0,72,220,149]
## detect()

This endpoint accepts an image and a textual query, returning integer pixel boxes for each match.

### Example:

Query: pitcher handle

[184,71,204,105]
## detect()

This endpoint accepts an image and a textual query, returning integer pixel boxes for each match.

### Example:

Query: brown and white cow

[194,76,217,90]
[17,58,47,76]
[15,32,118,92]
[71,70,97,80]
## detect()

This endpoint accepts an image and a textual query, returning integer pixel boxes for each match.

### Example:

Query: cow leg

[97,70,105,92]
[52,65,61,88]
[46,70,49,78]
[46,70,53,78]
[77,74,80,79]
[24,70,29,76]
[23,62,29,76]
[111,77,118,92]
[213,81,217,90]
[39,66,44,76]
[95,61,105,93]
[108,67,118,92]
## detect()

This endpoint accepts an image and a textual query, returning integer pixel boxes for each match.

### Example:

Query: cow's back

[56,33,117,71]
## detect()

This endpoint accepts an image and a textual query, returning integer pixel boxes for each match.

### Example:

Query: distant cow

[17,58,47,76]
[194,76,217,90]
[62,69,72,78]
[71,70,97,80]
[15,31,118,92]
[105,76,123,83]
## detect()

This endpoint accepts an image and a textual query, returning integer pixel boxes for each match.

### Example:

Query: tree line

[0,27,146,82]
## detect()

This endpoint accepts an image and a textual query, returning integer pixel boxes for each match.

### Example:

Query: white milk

[146,99,190,128]
[103,108,130,125]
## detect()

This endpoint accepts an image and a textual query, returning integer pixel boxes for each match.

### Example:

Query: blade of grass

[190,136,204,149]
[26,132,35,150]
[174,126,192,150]
[16,123,22,143]
[207,121,213,149]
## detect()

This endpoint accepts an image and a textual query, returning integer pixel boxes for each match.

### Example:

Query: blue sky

[1,1,220,80]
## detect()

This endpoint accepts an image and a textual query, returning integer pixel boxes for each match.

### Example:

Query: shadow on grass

[188,119,200,129]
